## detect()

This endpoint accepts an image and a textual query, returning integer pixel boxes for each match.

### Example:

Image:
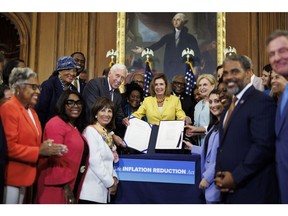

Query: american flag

[184,61,196,95]
[143,59,153,97]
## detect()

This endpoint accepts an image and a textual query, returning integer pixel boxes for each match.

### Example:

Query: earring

[95,115,97,119]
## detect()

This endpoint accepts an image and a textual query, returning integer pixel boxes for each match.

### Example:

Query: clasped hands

[40,139,68,157]
[214,171,236,193]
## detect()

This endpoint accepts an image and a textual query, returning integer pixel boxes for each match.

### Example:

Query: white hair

[173,13,187,22]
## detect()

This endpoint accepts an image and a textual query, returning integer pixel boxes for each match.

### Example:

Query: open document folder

[155,120,184,150]
[123,117,184,153]
[123,117,152,153]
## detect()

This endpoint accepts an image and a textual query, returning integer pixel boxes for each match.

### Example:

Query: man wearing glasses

[171,75,196,121]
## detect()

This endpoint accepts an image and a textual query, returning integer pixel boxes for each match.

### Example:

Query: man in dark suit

[214,54,279,203]
[82,63,128,147]
[266,30,288,203]
[71,52,87,94]
[132,13,201,82]
[171,75,196,122]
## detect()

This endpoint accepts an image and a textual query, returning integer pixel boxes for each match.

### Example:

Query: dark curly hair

[125,82,144,101]
[89,97,115,131]
[55,89,87,132]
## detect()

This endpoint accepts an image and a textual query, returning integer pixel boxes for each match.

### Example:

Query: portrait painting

[118,12,224,82]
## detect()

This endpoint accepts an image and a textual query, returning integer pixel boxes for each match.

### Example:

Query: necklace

[156,97,165,103]
[93,123,119,163]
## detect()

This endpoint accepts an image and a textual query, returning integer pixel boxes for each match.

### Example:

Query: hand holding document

[124,117,185,153]
[123,117,152,153]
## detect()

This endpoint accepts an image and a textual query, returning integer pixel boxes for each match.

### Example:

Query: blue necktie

[280,84,288,115]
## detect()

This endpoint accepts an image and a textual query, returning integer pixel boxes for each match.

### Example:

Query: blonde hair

[196,74,216,87]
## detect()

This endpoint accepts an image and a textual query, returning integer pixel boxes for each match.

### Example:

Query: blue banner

[115,158,195,184]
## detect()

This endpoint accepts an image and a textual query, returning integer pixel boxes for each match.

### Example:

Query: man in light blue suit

[267,29,288,204]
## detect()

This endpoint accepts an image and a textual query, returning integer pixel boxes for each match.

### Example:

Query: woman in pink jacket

[35,89,88,204]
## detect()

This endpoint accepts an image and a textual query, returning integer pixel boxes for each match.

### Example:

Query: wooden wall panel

[36,13,58,82]
[95,13,117,77]
[226,12,288,76]
[5,12,288,82]
[34,12,117,82]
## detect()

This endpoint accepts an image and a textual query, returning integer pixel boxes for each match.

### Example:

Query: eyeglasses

[23,83,42,91]
[134,80,144,84]
[173,81,186,86]
[65,99,83,107]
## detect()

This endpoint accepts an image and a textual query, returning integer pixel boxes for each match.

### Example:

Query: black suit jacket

[79,78,87,95]
[149,27,201,81]
[172,92,196,121]
[216,86,279,203]
[35,75,78,129]
[82,77,125,135]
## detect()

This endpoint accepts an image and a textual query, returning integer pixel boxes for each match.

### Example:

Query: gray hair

[266,29,288,46]
[9,67,38,93]
[223,54,252,71]
[172,74,186,84]
[110,63,128,76]
[243,55,254,71]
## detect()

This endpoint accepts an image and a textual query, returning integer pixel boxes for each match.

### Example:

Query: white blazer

[79,126,117,203]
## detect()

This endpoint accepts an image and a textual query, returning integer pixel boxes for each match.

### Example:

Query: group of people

[1,29,288,205]
[0,53,122,204]
[181,29,288,204]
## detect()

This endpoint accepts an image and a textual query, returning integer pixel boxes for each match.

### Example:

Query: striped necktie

[224,96,238,129]
[73,78,78,91]
[110,89,114,102]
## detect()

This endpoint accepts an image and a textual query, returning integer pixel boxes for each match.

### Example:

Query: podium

[112,153,203,204]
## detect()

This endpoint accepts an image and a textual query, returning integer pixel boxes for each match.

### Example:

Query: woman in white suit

[79,97,118,204]
[185,89,230,204]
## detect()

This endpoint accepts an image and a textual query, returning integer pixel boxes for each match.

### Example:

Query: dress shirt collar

[107,77,114,92]
[234,83,252,105]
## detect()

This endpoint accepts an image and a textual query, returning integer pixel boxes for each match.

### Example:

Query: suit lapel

[221,86,254,141]
[161,96,168,114]
[14,97,40,139]
[276,94,288,135]
[152,97,161,115]
[102,78,110,99]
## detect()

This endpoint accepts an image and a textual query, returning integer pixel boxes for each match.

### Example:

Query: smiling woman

[79,97,119,204]
[35,56,78,130]
[0,67,68,204]
[35,89,88,204]
[122,73,188,126]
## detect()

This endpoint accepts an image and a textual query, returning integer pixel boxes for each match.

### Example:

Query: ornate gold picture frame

[117,12,226,79]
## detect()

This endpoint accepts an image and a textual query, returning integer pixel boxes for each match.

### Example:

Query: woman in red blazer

[0,67,68,204]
